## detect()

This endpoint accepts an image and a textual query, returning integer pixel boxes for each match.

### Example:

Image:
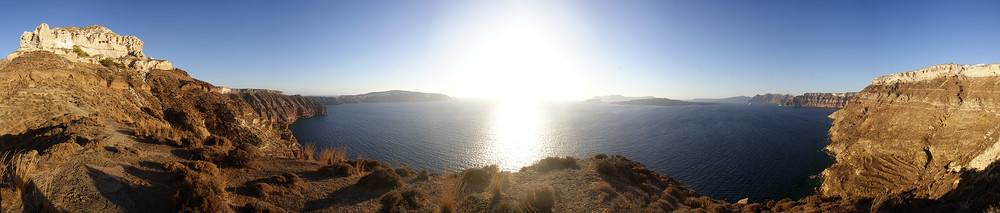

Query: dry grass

[315,146,347,166]
[439,177,458,213]
[0,151,10,183]
[379,189,429,212]
[457,165,498,193]
[251,182,276,198]
[301,143,316,161]
[10,152,38,195]
[318,162,356,178]
[591,181,617,201]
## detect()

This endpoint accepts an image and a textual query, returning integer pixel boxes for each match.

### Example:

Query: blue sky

[2,0,999,99]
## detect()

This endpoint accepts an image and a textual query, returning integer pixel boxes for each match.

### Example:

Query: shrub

[317,162,355,178]
[394,167,413,177]
[227,144,258,168]
[269,172,302,189]
[357,167,404,189]
[251,182,275,198]
[72,46,90,57]
[458,165,497,193]
[439,178,457,213]
[203,135,233,149]
[591,181,617,201]
[594,153,609,159]
[414,169,429,182]
[490,172,509,203]
[647,199,678,212]
[100,58,125,69]
[193,147,228,162]
[526,185,555,213]
[164,161,230,213]
[522,157,579,172]
[379,189,427,212]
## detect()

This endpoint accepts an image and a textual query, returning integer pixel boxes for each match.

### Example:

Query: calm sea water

[289,100,836,202]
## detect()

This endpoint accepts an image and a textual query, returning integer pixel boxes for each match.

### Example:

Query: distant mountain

[612,98,715,106]
[689,96,752,103]
[309,90,450,105]
[584,94,655,103]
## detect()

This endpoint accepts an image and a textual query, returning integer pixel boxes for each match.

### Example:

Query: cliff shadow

[871,159,1000,212]
[0,124,72,153]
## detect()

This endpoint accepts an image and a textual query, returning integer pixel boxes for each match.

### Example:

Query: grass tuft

[164,161,230,213]
[301,143,316,161]
[358,167,404,189]
[379,189,428,212]
[525,185,555,213]
[318,162,356,178]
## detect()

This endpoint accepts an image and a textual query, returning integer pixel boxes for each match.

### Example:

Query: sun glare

[485,100,545,171]
[446,8,588,102]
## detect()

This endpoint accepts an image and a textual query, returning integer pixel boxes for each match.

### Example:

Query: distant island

[748,93,856,108]
[309,90,450,105]
[612,98,715,106]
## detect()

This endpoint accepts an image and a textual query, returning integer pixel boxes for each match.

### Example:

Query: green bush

[99,58,125,69]
[72,46,89,57]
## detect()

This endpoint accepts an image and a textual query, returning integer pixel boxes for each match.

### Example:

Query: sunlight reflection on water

[483,101,546,171]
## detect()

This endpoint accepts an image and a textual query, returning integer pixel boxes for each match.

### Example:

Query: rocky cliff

[225,89,326,124]
[7,23,172,72]
[749,93,855,108]
[822,63,1000,210]
[748,93,795,105]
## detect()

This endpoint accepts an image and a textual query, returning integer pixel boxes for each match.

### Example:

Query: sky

[2,0,1000,99]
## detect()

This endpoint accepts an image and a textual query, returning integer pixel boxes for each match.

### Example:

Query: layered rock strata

[309,90,451,105]
[822,63,1000,208]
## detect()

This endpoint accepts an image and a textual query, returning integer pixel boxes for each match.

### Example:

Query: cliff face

[7,23,172,72]
[226,89,326,124]
[748,93,794,105]
[749,93,855,108]
[822,63,1000,205]
[784,93,856,108]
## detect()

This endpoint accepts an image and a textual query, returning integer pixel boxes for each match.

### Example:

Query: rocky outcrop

[749,93,855,108]
[612,98,714,106]
[309,90,450,105]
[822,63,1000,209]
[7,23,171,72]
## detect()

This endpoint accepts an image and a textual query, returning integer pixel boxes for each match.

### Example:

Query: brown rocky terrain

[822,63,1000,210]
[749,93,855,108]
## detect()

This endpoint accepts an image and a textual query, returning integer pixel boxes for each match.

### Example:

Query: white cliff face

[7,23,172,72]
[872,63,1000,85]
[19,23,145,58]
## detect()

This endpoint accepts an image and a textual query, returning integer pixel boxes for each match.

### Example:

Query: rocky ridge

[309,90,451,105]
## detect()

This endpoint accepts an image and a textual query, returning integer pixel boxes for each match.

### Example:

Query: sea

[288,99,837,202]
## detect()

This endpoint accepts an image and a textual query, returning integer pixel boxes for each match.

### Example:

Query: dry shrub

[110,146,144,158]
[0,152,9,182]
[11,152,39,194]
[522,156,579,172]
[379,189,428,212]
[394,167,414,177]
[317,162,355,178]
[240,200,288,213]
[164,161,231,213]
[301,143,316,161]
[45,142,81,162]
[193,147,229,162]
[458,165,498,193]
[741,203,766,212]
[439,176,459,213]
[226,144,258,168]
[358,167,404,189]
[204,135,233,149]
[269,172,303,189]
[251,182,276,198]
[414,169,429,182]
[594,153,609,159]
[78,136,106,149]
[591,181,617,201]
[647,199,678,212]
[525,185,555,213]
[354,158,385,172]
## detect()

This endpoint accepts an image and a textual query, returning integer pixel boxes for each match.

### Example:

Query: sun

[446,12,588,102]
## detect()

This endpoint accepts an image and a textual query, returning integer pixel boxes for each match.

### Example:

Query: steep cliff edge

[223,89,326,124]
[749,93,855,108]
[309,90,451,105]
[822,63,1000,209]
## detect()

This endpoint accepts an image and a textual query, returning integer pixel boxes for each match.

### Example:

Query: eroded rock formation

[7,23,172,72]
[822,63,1000,209]
[309,90,451,105]
[748,93,795,105]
